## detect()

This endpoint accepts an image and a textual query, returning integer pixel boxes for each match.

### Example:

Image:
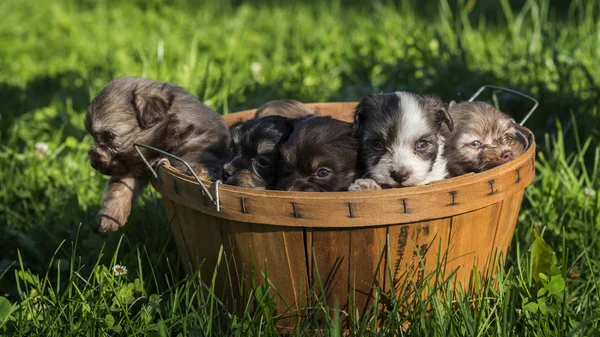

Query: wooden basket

[148,101,536,328]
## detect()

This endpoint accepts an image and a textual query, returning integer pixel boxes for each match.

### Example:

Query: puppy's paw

[196,166,213,181]
[348,179,382,192]
[96,210,127,233]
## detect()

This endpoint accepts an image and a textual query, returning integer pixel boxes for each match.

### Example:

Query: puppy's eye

[103,131,116,143]
[372,140,384,150]
[256,156,271,167]
[316,168,330,179]
[470,140,482,147]
[415,140,429,150]
[279,160,291,174]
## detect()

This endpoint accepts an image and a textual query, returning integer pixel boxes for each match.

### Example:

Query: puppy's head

[277,116,358,192]
[254,99,317,119]
[223,116,294,189]
[353,91,453,188]
[444,102,532,175]
[85,77,176,176]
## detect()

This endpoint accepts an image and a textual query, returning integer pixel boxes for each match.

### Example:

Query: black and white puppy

[349,91,453,191]
[276,116,358,192]
[223,116,294,189]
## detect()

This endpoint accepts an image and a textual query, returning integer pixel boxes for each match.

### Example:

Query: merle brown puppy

[85,77,230,232]
[254,99,317,119]
[276,116,358,192]
[442,101,532,177]
[222,116,295,189]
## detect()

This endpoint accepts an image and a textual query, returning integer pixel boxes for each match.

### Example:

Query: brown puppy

[85,77,230,232]
[442,101,532,177]
[254,99,317,119]
[276,116,358,192]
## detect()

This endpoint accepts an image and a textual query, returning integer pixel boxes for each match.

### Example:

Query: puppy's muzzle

[222,163,235,181]
[89,147,110,170]
[88,146,124,176]
[390,169,410,185]
[501,150,514,162]
[223,168,265,189]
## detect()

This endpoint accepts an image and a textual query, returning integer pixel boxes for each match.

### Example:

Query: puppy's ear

[424,95,454,132]
[437,107,454,132]
[513,124,533,150]
[353,94,381,134]
[133,92,173,129]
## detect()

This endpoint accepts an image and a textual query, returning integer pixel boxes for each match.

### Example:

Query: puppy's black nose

[501,150,513,162]
[391,169,409,184]
[222,164,234,180]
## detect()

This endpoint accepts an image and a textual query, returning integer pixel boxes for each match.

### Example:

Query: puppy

[349,91,453,191]
[276,116,358,192]
[254,99,317,119]
[223,116,294,189]
[85,77,230,232]
[442,101,532,177]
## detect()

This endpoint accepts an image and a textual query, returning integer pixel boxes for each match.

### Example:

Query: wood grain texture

[386,219,451,300]
[348,227,387,319]
[306,228,351,325]
[444,204,503,289]
[489,190,525,274]
[222,221,308,319]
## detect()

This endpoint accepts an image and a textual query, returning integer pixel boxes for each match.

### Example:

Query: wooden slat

[347,226,387,320]
[222,220,308,325]
[386,219,452,301]
[307,228,351,326]
[489,190,525,273]
[444,204,503,289]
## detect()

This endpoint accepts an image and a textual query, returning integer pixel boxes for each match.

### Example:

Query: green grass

[1,0,600,335]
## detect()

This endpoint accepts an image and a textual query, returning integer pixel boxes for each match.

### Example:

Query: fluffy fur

[85,77,230,232]
[349,91,453,191]
[254,99,317,119]
[276,116,358,192]
[442,101,532,177]
[223,116,295,189]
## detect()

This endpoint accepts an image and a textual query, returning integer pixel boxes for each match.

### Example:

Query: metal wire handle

[133,143,219,208]
[468,85,539,125]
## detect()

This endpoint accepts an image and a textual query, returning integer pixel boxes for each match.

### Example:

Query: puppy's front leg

[348,178,382,192]
[97,176,148,232]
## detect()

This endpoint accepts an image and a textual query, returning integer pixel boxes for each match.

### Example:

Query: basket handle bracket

[133,143,221,211]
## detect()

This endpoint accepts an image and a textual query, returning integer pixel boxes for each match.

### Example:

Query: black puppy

[276,116,358,192]
[223,116,295,189]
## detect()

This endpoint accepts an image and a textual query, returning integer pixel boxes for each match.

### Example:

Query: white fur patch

[423,137,448,184]
[395,92,427,144]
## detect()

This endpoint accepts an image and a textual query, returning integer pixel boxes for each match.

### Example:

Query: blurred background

[0,0,599,333]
